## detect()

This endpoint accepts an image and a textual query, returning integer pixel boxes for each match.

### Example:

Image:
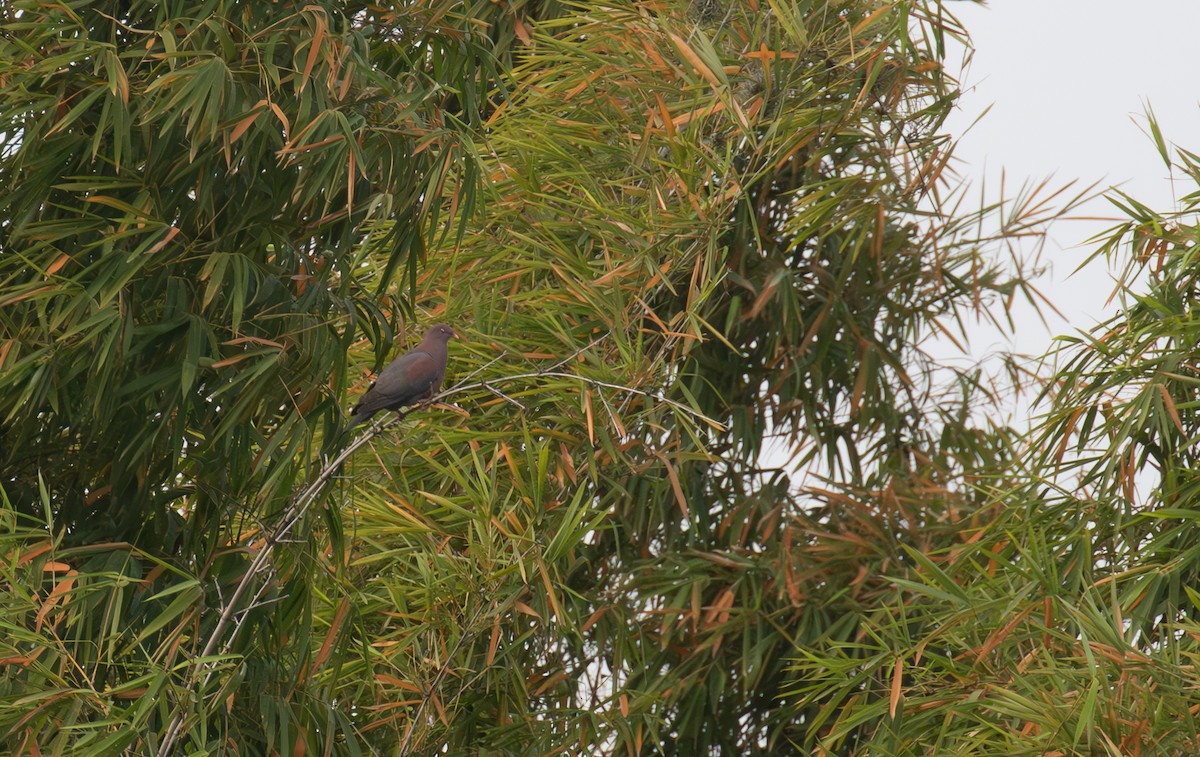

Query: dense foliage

[0,0,520,751]
[2,0,1198,755]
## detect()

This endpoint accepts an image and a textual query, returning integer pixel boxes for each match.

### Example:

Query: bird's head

[427,323,457,342]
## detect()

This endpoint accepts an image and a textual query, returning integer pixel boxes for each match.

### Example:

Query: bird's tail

[339,410,368,439]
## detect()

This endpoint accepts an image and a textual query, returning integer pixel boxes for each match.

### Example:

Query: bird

[343,324,457,433]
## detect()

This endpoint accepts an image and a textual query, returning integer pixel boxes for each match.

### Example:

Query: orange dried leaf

[147,226,181,255]
[269,102,291,137]
[537,559,563,622]
[375,675,423,693]
[299,13,326,94]
[210,353,254,369]
[486,614,501,666]
[229,105,264,144]
[513,17,532,44]
[514,600,541,620]
[14,542,54,567]
[889,657,903,718]
[583,389,595,444]
[35,575,76,631]
[652,451,690,517]
[668,31,721,88]
[45,253,70,276]
[1159,384,1185,434]
[582,606,607,632]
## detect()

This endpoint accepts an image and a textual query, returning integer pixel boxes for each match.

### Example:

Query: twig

[427,371,723,430]
[156,413,399,754]
[546,334,608,372]
[455,350,508,385]
[482,381,527,411]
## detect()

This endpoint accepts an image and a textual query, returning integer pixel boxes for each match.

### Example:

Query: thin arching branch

[157,362,719,755]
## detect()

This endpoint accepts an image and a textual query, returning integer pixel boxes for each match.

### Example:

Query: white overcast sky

[769,1,1200,469]
[942,0,1200,357]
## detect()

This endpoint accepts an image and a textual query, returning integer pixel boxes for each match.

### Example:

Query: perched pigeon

[344,324,457,433]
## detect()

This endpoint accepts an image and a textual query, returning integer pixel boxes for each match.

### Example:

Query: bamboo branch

[157,364,717,755]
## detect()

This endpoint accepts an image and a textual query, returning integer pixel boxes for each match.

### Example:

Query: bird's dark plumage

[344,324,456,433]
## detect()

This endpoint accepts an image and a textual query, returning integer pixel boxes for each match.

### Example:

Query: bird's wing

[377,349,436,386]
[353,350,439,415]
